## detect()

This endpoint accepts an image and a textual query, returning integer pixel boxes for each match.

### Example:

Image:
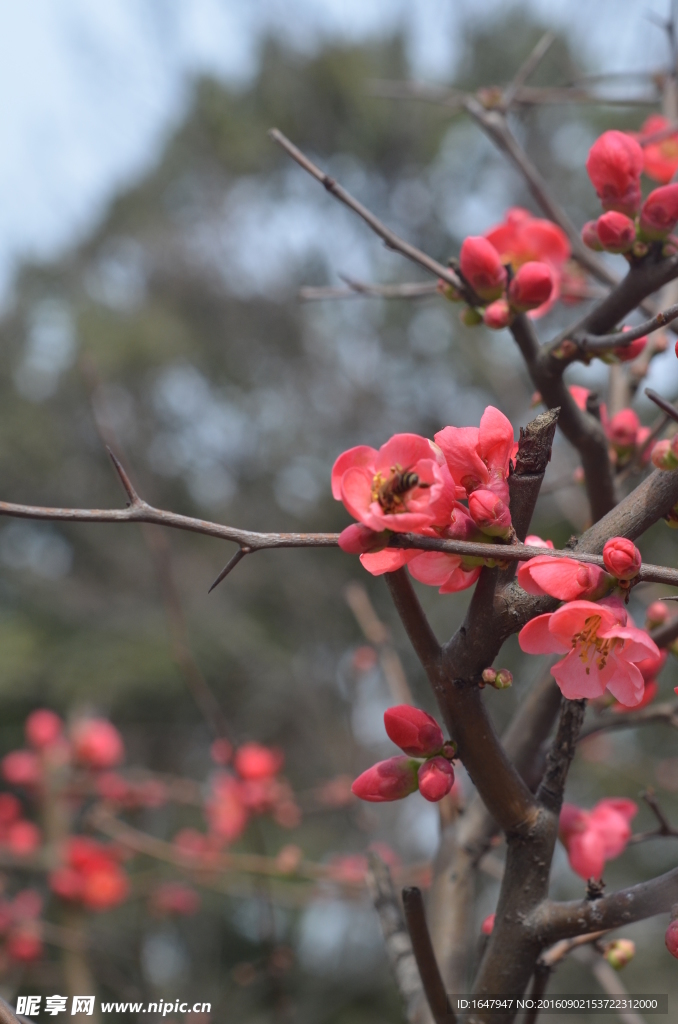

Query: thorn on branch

[106,448,142,507]
[208,547,252,593]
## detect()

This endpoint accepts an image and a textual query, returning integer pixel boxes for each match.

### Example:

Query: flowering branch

[575,300,678,354]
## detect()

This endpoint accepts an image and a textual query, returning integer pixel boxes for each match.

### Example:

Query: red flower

[636,115,678,183]
[383,705,444,757]
[435,406,516,504]
[81,865,130,911]
[559,798,637,879]
[234,742,283,780]
[6,926,42,962]
[519,598,659,706]
[6,820,40,857]
[1,751,40,788]
[206,772,248,843]
[517,556,608,601]
[467,489,512,538]
[72,719,124,769]
[595,211,636,253]
[351,756,419,803]
[459,236,507,301]
[613,329,647,363]
[586,131,644,216]
[418,757,454,802]
[508,262,554,312]
[25,709,62,750]
[50,837,129,911]
[605,409,641,449]
[602,537,641,581]
[485,208,570,317]
[639,183,678,239]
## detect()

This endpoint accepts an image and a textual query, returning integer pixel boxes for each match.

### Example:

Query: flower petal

[331,446,377,500]
[407,551,462,587]
[551,651,607,700]
[360,549,416,576]
[478,406,515,476]
[519,614,569,655]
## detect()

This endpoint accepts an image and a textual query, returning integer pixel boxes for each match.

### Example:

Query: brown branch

[627,788,678,844]
[366,854,426,1024]
[502,32,555,109]
[299,279,438,301]
[645,387,678,424]
[0,1001,22,1024]
[402,887,456,1024]
[344,582,414,704]
[579,699,678,742]
[383,569,441,675]
[268,129,467,296]
[537,699,587,814]
[510,314,616,520]
[576,301,678,354]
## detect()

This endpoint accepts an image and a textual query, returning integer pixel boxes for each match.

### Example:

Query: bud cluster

[351,705,457,804]
[455,237,554,330]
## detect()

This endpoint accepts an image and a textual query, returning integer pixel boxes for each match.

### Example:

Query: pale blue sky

[0,0,673,299]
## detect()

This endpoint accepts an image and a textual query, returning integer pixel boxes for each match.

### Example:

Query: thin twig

[574,302,678,354]
[299,279,438,301]
[502,32,556,109]
[627,788,678,844]
[268,128,467,296]
[402,887,456,1024]
[645,387,678,424]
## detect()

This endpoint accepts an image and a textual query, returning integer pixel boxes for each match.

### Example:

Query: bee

[375,466,429,514]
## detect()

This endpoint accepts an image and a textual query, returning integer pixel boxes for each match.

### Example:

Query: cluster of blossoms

[439,208,572,328]
[582,130,678,257]
[173,740,300,863]
[50,837,129,912]
[334,406,517,593]
[351,705,456,804]
[518,537,660,708]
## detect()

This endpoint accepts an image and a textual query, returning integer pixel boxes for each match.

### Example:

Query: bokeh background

[1,1,678,1021]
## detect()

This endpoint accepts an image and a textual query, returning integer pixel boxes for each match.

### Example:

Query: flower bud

[481,913,495,935]
[586,131,644,216]
[507,262,553,313]
[459,237,507,301]
[441,742,457,759]
[351,756,420,803]
[596,211,636,253]
[581,220,604,251]
[383,705,444,758]
[468,489,512,538]
[481,668,497,686]
[493,669,513,689]
[338,524,389,555]
[646,601,669,629]
[640,183,678,240]
[25,710,62,751]
[460,306,483,326]
[606,409,639,450]
[666,919,678,959]
[604,938,635,970]
[417,757,455,802]
[613,326,647,362]
[602,537,641,581]
[651,438,678,471]
[483,299,512,330]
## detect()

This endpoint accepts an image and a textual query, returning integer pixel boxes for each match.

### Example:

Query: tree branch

[537,699,587,814]
[299,279,438,301]
[574,301,678,355]
[402,888,456,1024]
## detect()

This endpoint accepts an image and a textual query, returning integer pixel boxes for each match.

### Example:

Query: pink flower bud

[468,489,512,538]
[72,719,124,769]
[417,757,455,802]
[7,821,41,857]
[383,705,444,757]
[640,183,678,240]
[459,237,507,301]
[613,326,647,362]
[351,756,420,803]
[604,939,635,970]
[481,668,497,685]
[666,919,678,958]
[483,299,512,329]
[602,537,641,581]
[595,211,636,253]
[481,913,495,935]
[338,524,388,554]
[606,409,639,449]
[581,220,604,251]
[235,742,283,780]
[651,438,678,470]
[646,601,669,628]
[586,131,644,216]
[493,669,513,689]
[2,751,40,788]
[25,710,62,751]
[507,262,553,312]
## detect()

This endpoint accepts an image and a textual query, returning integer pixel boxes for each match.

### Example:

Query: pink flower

[611,678,658,714]
[518,598,659,705]
[435,406,516,504]
[150,882,200,917]
[613,329,647,363]
[646,601,669,628]
[332,434,456,536]
[508,262,554,312]
[586,131,644,216]
[25,710,62,751]
[351,756,419,803]
[6,821,40,857]
[525,534,554,548]
[384,705,444,757]
[459,237,507,301]
[639,183,678,240]
[1,751,40,788]
[418,757,455,802]
[666,919,678,958]
[72,719,124,769]
[407,553,482,594]
[568,385,595,412]
[485,208,570,317]
[635,114,678,183]
[559,798,637,879]
[206,773,248,843]
[234,743,283,780]
[595,211,636,253]
[651,438,678,470]
[517,556,609,601]
[603,537,641,581]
